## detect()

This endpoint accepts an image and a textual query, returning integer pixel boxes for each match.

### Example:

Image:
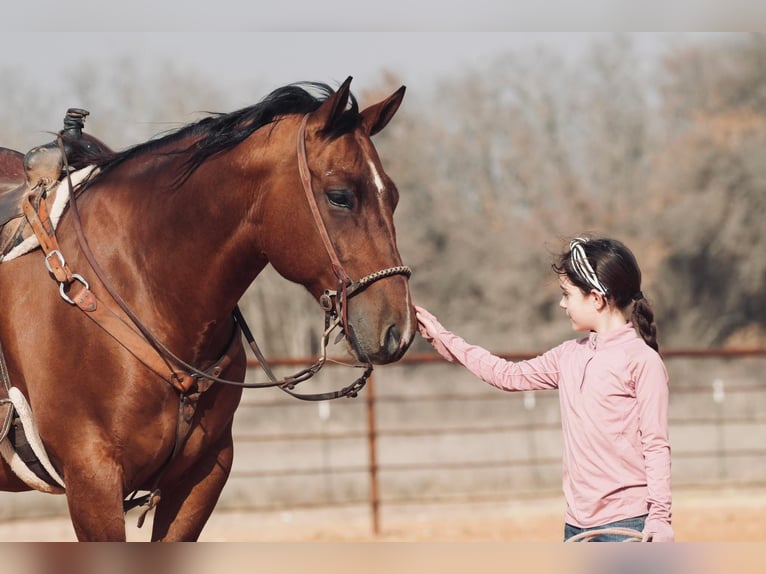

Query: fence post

[712,378,726,480]
[366,371,380,536]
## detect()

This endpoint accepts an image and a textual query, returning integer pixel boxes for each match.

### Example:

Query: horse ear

[360,85,406,136]
[313,76,353,131]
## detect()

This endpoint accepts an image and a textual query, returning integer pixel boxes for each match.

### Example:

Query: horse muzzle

[346,318,414,365]
[320,265,414,365]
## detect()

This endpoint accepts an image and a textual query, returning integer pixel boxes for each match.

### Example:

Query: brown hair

[553,237,659,352]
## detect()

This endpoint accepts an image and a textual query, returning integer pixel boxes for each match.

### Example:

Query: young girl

[415,237,673,542]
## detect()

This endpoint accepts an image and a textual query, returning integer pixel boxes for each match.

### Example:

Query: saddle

[0,108,110,258]
[0,109,110,489]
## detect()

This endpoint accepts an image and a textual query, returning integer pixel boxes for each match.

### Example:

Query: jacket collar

[586,322,637,350]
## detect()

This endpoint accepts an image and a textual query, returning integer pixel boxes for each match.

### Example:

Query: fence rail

[224,348,766,535]
[1,348,764,534]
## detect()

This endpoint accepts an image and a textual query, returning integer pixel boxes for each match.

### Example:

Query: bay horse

[0,77,415,541]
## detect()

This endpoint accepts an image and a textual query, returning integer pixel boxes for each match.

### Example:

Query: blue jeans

[564,514,647,542]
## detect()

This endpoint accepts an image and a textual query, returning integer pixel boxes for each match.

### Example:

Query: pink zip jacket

[417,307,673,541]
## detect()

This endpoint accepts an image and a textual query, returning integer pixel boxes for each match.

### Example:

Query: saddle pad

[1,165,96,263]
[0,387,65,493]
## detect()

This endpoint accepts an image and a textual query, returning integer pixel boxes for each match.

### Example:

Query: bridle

[282,113,411,397]
[42,112,411,401]
[221,114,412,399]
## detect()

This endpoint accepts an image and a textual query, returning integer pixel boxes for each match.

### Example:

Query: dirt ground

[0,486,763,542]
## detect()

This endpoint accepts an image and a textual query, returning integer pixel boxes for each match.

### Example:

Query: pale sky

[0,31,736,151]
[3,33,643,95]
[1,0,756,32]
[0,0,750,94]
[0,0,746,148]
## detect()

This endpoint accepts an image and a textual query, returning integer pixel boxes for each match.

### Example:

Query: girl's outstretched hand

[414,305,442,339]
[414,305,456,362]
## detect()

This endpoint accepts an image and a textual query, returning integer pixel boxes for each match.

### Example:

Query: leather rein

[29,113,410,402]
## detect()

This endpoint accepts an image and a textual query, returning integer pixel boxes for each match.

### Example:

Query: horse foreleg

[65,458,127,541]
[150,430,234,541]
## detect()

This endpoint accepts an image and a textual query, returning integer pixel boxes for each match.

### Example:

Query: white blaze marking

[368,159,386,196]
[361,145,414,350]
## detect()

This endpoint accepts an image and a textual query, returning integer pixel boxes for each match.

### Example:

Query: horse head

[257,77,415,365]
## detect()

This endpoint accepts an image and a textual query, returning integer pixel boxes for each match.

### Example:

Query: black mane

[83,82,360,187]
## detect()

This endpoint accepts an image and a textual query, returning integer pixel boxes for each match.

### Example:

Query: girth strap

[0,341,13,443]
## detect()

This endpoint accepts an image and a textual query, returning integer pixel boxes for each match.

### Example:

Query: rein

[39,113,410,401]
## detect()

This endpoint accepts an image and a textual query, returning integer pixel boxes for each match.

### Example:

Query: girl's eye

[326,189,355,210]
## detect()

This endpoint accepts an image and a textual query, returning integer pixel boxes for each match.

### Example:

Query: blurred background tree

[2,33,763,356]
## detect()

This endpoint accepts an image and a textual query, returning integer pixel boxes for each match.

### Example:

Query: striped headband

[569,238,609,296]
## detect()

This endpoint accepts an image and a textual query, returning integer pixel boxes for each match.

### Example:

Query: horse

[0,76,415,541]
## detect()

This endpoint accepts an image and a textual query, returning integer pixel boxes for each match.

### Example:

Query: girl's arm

[415,305,560,392]
[634,352,674,542]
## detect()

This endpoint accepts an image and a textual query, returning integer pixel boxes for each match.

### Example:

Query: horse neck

[80,147,272,339]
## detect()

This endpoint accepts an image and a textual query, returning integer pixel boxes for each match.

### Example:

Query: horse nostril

[384,324,402,355]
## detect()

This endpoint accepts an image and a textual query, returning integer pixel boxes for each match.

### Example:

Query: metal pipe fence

[1,347,763,537]
[226,348,766,535]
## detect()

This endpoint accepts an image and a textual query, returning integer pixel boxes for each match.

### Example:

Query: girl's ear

[591,291,607,310]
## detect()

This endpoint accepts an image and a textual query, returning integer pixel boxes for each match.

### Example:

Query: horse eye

[326,189,355,210]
